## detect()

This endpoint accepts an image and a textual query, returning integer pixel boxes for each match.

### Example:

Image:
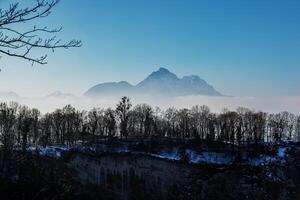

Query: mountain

[135,67,181,96]
[84,67,222,97]
[85,81,134,97]
[0,91,21,100]
[44,91,77,99]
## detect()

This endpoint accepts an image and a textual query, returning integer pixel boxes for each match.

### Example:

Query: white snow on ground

[248,147,289,166]
[27,145,101,159]
[152,152,181,161]
[265,171,280,182]
[277,147,287,158]
[26,144,290,166]
[113,151,181,161]
[27,145,233,164]
[248,156,277,166]
[28,146,69,158]
[186,149,233,165]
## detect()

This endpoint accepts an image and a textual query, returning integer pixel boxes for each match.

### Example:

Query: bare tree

[87,108,103,137]
[0,97,300,154]
[116,97,132,140]
[165,107,177,137]
[268,112,288,141]
[133,104,153,137]
[177,108,190,139]
[40,113,52,146]
[62,104,76,145]
[103,108,116,138]
[190,105,210,139]
[0,102,17,152]
[0,0,81,65]
[31,108,40,145]
[18,106,33,152]
[286,112,296,140]
[296,116,300,141]
[52,108,63,144]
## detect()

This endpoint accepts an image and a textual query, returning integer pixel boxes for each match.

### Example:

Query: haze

[0,0,299,113]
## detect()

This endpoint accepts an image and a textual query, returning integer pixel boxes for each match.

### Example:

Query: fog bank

[1,95,299,114]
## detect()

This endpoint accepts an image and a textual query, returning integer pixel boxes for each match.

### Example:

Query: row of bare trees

[1,97,300,152]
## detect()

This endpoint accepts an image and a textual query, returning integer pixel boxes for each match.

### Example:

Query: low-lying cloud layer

[1,95,299,114]
[172,96,300,114]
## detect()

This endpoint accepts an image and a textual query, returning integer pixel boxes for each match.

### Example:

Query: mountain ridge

[0,91,21,99]
[85,67,222,97]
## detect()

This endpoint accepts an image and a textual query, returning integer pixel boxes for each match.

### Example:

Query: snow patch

[28,146,69,158]
[154,152,181,161]
[248,156,277,166]
[277,147,287,158]
[248,147,289,166]
[186,149,233,165]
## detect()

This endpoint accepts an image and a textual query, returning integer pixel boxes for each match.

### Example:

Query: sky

[0,0,299,98]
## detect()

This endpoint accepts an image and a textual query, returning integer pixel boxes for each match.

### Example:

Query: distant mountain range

[0,91,21,99]
[43,91,77,99]
[0,68,222,100]
[0,91,77,100]
[84,67,222,98]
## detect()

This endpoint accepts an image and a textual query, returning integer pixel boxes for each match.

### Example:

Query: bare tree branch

[0,0,82,65]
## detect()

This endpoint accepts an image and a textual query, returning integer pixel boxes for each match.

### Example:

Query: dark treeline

[0,96,300,152]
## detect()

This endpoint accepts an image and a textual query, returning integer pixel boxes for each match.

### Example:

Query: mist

[1,95,300,114]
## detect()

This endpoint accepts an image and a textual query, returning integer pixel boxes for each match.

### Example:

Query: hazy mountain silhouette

[43,91,77,99]
[0,91,21,100]
[84,67,222,97]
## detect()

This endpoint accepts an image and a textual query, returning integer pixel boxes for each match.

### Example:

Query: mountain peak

[157,67,170,73]
[136,67,179,91]
[85,67,222,97]
[145,67,178,80]
[117,81,132,86]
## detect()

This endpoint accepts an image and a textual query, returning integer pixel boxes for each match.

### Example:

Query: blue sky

[0,0,299,97]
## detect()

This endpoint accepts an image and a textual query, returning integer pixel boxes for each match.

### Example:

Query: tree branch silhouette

[0,0,81,65]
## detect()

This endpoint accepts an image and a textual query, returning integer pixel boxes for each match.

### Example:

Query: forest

[0,96,299,154]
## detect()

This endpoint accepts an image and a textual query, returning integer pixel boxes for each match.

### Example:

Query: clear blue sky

[0,0,299,97]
